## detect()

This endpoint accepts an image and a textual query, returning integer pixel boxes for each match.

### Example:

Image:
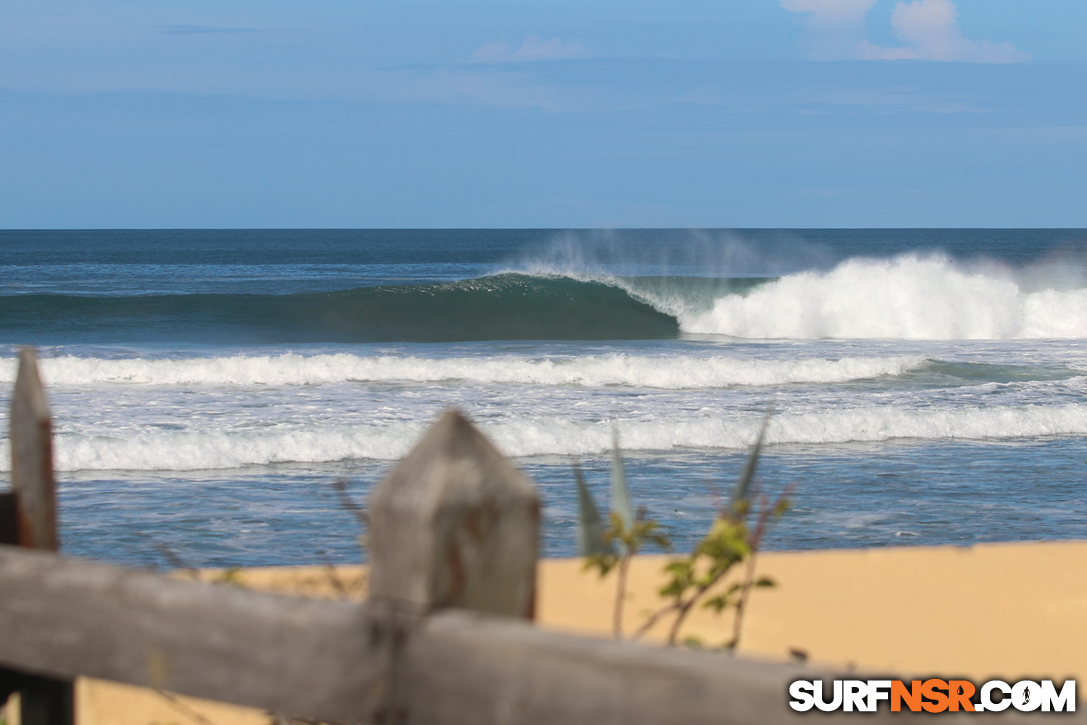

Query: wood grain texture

[398,610,1079,725]
[369,410,539,619]
[10,347,58,551]
[0,547,382,724]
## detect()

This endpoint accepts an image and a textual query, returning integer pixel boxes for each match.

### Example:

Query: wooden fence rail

[0,546,826,725]
[0,347,1075,724]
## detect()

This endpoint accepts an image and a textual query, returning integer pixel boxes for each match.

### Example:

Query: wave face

[678,256,1087,340]
[3,352,927,389]
[4,256,1087,343]
[0,274,678,344]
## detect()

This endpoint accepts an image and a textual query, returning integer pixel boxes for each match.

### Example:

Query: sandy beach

[6,539,1083,725]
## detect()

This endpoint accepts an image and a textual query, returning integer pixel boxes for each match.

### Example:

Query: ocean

[2,228,1086,568]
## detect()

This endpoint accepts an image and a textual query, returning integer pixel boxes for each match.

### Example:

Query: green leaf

[583,552,618,577]
[659,582,683,598]
[610,425,635,532]
[755,576,776,588]
[703,595,729,613]
[574,462,615,558]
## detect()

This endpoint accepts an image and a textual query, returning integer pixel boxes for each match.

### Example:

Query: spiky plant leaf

[574,462,614,557]
[728,410,772,519]
[610,425,634,531]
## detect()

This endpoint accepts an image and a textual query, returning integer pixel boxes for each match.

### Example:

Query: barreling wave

[4,403,1086,471]
[520,255,1087,339]
[6,352,928,389]
[4,255,1087,343]
[0,274,678,344]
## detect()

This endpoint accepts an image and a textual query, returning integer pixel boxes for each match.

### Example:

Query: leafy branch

[578,413,792,651]
[633,412,790,649]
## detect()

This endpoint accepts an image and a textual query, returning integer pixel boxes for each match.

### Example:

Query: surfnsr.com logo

[789,679,1076,713]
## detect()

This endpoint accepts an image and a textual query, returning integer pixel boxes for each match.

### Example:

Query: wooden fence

[0,347,1070,724]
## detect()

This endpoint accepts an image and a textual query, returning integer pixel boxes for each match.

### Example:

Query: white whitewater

[677,255,1087,340]
[3,401,1086,471]
[0,352,927,389]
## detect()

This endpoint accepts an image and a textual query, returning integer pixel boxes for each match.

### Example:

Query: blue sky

[2,0,1085,228]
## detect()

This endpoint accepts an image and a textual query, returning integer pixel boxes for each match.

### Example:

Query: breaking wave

[4,255,1087,343]
[677,255,1087,339]
[6,353,928,389]
[3,403,1086,471]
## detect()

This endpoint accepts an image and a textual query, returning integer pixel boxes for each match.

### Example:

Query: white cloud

[780,0,878,59]
[783,0,1029,63]
[471,35,587,63]
[891,0,1029,62]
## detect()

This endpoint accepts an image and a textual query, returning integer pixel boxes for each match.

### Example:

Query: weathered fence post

[369,409,540,619]
[3,347,75,725]
[366,409,540,724]
[11,347,59,551]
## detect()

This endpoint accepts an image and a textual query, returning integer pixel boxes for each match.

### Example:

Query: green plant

[576,429,670,639]
[631,413,792,650]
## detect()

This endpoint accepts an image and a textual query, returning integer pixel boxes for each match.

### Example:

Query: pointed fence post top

[368,410,539,619]
[13,348,50,425]
[9,347,59,551]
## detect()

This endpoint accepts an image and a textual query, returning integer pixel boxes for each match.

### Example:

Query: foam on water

[3,402,1086,472]
[677,255,1087,340]
[1,353,928,389]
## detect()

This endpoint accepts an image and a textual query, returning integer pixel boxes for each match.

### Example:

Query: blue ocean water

[2,229,1087,568]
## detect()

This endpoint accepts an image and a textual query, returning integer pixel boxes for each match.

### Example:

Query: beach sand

[5,540,1086,724]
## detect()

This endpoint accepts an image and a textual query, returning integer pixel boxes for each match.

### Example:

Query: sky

[1,0,1086,228]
